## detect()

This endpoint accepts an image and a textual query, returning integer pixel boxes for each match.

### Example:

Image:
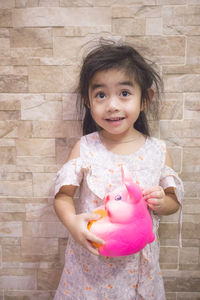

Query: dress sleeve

[54,158,83,196]
[159,165,184,247]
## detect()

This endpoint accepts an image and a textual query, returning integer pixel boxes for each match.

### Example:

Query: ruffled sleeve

[54,158,83,196]
[159,165,184,246]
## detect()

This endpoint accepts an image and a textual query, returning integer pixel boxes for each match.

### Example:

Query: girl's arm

[54,141,105,255]
[142,150,180,216]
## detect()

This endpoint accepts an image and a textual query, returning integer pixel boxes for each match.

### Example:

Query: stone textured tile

[10,28,53,48]
[146,18,163,35]
[16,138,55,156]
[28,66,76,93]
[160,93,183,120]
[0,75,28,93]
[53,36,91,63]
[56,137,79,164]
[21,237,58,255]
[0,9,12,27]
[0,147,16,164]
[12,7,111,27]
[32,120,81,138]
[0,1,15,9]
[164,74,200,92]
[177,292,200,300]
[126,36,185,58]
[23,222,67,238]
[112,18,145,35]
[160,246,178,269]
[112,5,161,18]
[184,93,200,119]
[32,173,56,197]
[0,222,22,237]
[37,268,62,290]
[182,148,200,180]
[4,290,55,300]
[25,203,58,222]
[0,180,33,197]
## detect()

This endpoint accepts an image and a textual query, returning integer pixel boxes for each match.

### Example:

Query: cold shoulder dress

[54,132,184,300]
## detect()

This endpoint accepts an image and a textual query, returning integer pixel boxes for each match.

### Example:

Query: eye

[96,91,106,99]
[120,90,130,97]
[115,195,122,201]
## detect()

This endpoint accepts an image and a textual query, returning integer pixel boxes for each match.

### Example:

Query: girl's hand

[142,186,165,213]
[68,213,105,256]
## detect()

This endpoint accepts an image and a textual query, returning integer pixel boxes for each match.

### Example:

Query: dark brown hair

[76,39,162,136]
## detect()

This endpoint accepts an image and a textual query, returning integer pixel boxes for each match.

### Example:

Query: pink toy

[88,167,155,257]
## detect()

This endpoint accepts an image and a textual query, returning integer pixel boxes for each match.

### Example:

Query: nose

[107,95,119,111]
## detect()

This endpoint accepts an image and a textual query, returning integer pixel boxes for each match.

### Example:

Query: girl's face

[88,68,143,139]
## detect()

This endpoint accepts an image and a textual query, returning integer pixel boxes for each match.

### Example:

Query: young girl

[53,40,184,300]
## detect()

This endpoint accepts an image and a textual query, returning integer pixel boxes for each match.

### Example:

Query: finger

[146,198,161,206]
[84,213,101,222]
[85,240,100,256]
[144,190,164,200]
[85,230,105,246]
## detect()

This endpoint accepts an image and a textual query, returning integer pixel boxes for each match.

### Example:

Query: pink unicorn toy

[88,167,155,257]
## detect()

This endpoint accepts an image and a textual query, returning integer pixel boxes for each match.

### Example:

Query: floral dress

[53,132,184,300]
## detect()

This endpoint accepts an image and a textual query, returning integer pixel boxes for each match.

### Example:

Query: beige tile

[0,147,16,164]
[21,97,62,121]
[0,9,12,27]
[112,18,145,35]
[160,93,183,120]
[182,148,200,180]
[28,66,76,93]
[16,156,56,166]
[126,36,185,57]
[184,93,200,119]
[160,246,178,269]
[0,180,33,197]
[177,292,200,300]
[23,222,67,238]
[37,268,62,290]
[32,120,81,138]
[53,37,90,63]
[180,247,199,265]
[146,18,163,35]
[21,237,58,255]
[0,1,15,9]
[160,120,200,146]
[56,137,79,164]
[4,290,55,300]
[112,5,161,18]
[10,28,53,48]
[32,173,56,197]
[0,75,28,93]
[0,270,36,290]
[16,138,55,156]
[12,7,111,27]
[167,147,182,173]
[94,0,156,5]
[25,203,58,222]
[0,222,22,237]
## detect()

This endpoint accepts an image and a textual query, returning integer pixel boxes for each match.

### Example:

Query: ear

[121,167,135,203]
[140,88,154,111]
[121,166,142,203]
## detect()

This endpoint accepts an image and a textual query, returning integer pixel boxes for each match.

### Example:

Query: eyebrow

[90,81,134,91]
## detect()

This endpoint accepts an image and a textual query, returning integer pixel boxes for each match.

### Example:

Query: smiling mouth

[105,117,125,122]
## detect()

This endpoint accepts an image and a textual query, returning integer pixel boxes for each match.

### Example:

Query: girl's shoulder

[66,132,99,161]
[80,131,100,149]
[149,136,166,151]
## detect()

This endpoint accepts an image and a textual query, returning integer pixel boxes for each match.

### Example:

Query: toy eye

[115,195,122,201]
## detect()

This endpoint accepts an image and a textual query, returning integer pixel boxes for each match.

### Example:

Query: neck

[99,130,143,144]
